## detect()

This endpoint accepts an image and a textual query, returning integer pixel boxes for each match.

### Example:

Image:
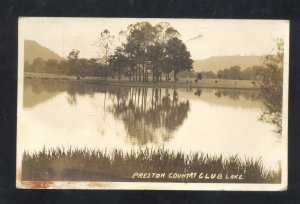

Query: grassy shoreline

[22,147,280,183]
[24,72,259,90]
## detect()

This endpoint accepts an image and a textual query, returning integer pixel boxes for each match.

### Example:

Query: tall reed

[22,147,281,183]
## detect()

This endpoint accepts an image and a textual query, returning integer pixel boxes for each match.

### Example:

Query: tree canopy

[258,38,284,135]
[109,21,193,83]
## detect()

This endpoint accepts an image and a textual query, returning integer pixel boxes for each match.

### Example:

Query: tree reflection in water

[213,89,259,101]
[24,79,280,143]
[107,87,190,145]
[194,89,202,97]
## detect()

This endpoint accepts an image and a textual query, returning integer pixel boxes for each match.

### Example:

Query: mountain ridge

[24,40,64,64]
[193,55,265,73]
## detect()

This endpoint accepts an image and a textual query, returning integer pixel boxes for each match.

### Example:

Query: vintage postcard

[17,18,289,190]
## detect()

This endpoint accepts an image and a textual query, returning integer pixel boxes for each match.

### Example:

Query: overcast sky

[19,18,289,60]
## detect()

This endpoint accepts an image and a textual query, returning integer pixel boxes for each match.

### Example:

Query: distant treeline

[25,57,262,81]
[178,65,262,80]
[24,58,112,78]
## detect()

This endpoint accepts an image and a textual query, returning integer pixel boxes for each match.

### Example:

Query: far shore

[24,72,259,90]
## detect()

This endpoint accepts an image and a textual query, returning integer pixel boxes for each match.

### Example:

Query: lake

[18,79,283,170]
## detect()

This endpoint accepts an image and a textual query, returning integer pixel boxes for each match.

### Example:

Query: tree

[24,61,31,72]
[200,71,217,79]
[258,38,284,135]
[217,66,242,79]
[147,42,164,83]
[122,21,183,83]
[108,47,131,81]
[45,59,58,73]
[94,30,115,80]
[31,57,46,73]
[101,66,114,80]
[165,37,193,81]
[57,60,70,75]
[67,49,80,79]
[154,22,180,81]
[124,22,157,82]
[197,73,203,80]
[242,66,261,80]
[77,58,89,78]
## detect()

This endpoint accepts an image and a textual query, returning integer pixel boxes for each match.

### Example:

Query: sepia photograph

[16,18,289,190]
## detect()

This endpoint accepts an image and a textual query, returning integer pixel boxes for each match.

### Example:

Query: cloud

[188,34,203,41]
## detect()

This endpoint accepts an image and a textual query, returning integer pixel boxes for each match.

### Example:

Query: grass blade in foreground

[22,147,281,183]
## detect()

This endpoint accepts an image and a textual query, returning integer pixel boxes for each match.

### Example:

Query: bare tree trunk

[135,68,138,82]
[142,65,145,82]
[152,69,155,83]
[139,66,141,81]
[155,71,159,83]
[132,71,134,82]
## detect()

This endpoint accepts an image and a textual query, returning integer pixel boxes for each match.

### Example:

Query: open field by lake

[24,72,259,89]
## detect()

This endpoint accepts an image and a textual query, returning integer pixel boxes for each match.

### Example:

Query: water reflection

[194,89,202,96]
[24,79,260,109]
[213,89,259,101]
[107,88,190,145]
[23,79,277,146]
[21,79,283,169]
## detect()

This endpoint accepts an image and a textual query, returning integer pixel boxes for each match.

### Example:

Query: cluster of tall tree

[106,21,193,83]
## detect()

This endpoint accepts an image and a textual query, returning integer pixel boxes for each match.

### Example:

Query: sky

[19,18,289,60]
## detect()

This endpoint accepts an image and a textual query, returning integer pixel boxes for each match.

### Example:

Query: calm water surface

[18,79,283,169]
